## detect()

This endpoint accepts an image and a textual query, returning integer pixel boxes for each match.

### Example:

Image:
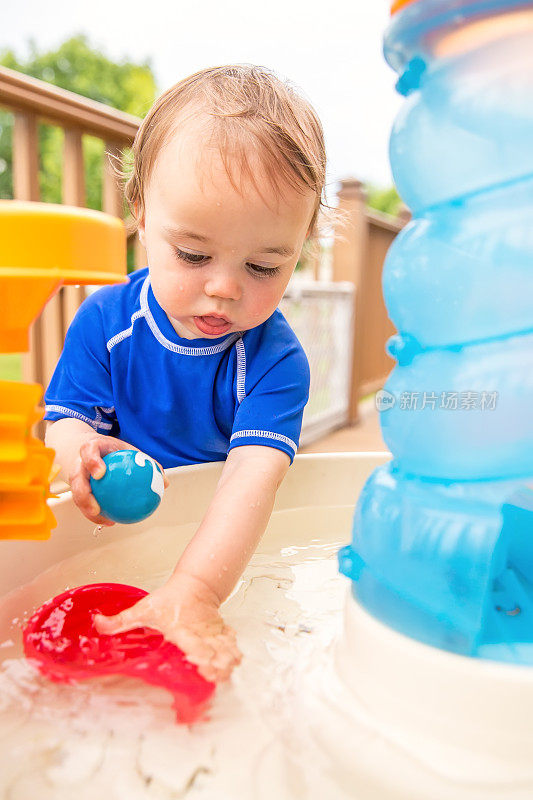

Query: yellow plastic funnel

[0,201,127,352]
[0,200,128,539]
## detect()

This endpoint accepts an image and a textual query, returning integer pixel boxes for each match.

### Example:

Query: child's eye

[246,263,281,278]
[174,247,280,278]
[174,247,209,265]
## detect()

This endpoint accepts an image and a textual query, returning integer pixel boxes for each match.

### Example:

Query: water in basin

[0,502,359,799]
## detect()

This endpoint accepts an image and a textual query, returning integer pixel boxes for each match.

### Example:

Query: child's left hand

[94,573,241,683]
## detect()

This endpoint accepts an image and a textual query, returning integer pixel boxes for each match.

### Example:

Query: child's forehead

[156,116,261,187]
[151,116,313,214]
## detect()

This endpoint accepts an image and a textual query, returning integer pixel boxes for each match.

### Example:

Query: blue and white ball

[90,449,165,524]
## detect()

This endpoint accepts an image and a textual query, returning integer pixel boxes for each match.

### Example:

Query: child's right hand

[94,572,242,682]
[68,435,169,526]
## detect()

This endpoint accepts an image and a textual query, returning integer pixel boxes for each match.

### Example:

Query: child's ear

[136,208,146,248]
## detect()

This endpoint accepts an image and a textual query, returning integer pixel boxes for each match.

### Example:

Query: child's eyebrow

[163,225,294,258]
[259,245,295,257]
[164,225,210,243]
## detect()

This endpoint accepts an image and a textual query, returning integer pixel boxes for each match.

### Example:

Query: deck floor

[299,396,388,455]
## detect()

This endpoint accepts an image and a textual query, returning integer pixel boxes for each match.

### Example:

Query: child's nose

[204,269,242,301]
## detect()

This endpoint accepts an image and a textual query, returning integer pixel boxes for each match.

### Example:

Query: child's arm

[95,445,291,681]
[174,444,290,602]
[45,418,168,526]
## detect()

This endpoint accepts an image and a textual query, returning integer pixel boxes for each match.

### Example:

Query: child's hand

[69,435,169,526]
[94,573,242,682]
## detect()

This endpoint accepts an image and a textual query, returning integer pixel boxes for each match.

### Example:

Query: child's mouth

[194,315,232,336]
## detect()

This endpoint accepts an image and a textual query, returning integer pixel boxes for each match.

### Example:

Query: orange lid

[391,0,418,13]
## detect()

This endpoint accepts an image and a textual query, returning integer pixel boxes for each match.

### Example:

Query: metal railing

[280,280,355,444]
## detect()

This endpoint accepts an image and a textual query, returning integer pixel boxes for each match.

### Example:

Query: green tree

[0,35,157,208]
[365,183,403,217]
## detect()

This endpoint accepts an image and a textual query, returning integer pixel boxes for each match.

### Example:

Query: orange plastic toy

[0,200,127,539]
[390,0,418,13]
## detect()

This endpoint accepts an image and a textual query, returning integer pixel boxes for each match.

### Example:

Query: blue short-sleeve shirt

[44,268,310,468]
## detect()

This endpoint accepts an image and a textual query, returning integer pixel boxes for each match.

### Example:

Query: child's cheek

[168,264,196,295]
[246,281,284,321]
[157,272,197,314]
[174,280,197,309]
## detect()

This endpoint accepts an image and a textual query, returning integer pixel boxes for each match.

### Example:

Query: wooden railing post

[62,127,87,331]
[13,111,39,202]
[397,203,412,226]
[104,141,149,270]
[31,126,86,392]
[331,178,368,285]
[103,141,123,219]
[13,111,42,385]
[332,179,369,423]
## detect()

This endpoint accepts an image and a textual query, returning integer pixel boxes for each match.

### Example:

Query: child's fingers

[81,439,170,489]
[197,664,220,683]
[94,592,165,636]
[151,459,170,488]
[149,460,169,489]
[94,608,139,635]
[219,634,243,665]
[204,632,243,670]
[172,628,240,682]
[194,651,236,683]
[210,647,240,675]
[79,439,107,480]
[172,627,217,663]
[70,462,114,526]
[99,437,133,457]
[94,614,239,682]
[70,469,100,517]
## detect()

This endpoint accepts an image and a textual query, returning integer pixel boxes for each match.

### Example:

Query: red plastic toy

[23,583,216,723]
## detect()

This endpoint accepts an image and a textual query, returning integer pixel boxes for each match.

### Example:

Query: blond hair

[124,64,328,239]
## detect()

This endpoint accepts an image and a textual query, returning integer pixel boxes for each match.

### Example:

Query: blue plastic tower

[339,0,533,663]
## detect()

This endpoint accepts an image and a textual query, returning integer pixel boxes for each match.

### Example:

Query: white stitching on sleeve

[45,405,113,431]
[235,338,246,403]
[229,429,297,455]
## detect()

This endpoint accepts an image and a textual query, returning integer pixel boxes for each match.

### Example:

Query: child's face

[138,122,316,339]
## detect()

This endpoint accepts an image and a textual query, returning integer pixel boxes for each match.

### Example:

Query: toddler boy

[45,64,327,682]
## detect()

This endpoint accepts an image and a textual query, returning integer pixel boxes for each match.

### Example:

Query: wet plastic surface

[23,582,215,723]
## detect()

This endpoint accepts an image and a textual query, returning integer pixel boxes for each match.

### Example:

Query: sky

[2,0,402,203]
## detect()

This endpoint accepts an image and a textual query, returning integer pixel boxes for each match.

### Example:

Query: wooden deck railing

[0,65,145,388]
[331,179,408,422]
[1,67,406,426]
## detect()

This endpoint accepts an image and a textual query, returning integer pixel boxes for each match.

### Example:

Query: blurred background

[1,0,403,450]
[0,0,402,214]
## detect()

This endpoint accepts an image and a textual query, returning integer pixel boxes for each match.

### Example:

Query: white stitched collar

[140,276,243,356]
